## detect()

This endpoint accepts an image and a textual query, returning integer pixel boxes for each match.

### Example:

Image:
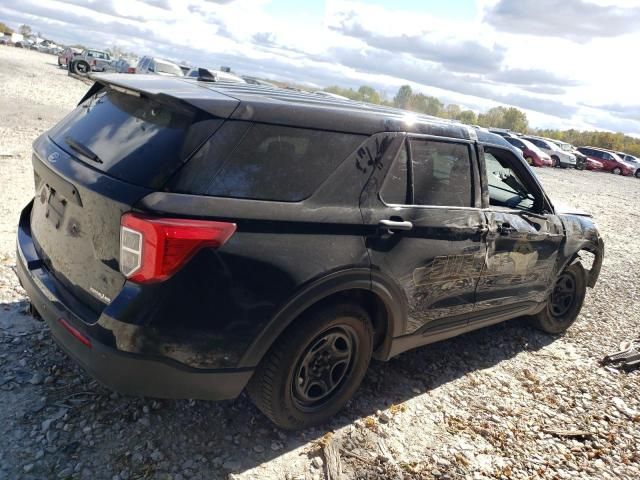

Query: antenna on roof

[197,68,218,82]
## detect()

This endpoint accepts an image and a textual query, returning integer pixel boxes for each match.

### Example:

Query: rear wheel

[73,61,90,75]
[528,262,586,334]
[247,303,373,430]
[612,167,622,175]
[551,156,560,168]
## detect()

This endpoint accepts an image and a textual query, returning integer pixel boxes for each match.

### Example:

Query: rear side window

[411,139,473,207]
[49,88,220,188]
[380,138,473,207]
[171,123,365,201]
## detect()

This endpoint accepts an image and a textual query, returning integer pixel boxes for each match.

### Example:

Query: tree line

[325,84,640,157]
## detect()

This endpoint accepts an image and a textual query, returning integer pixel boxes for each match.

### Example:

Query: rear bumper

[16,202,252,400]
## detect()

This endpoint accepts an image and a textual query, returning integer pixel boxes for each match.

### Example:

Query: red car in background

[505,136,553,167]
[577,147,633,175]
[57,47,81,68]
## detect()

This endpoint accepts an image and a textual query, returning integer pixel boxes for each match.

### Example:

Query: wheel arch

[238,268,407,368]
[556,239,604,289]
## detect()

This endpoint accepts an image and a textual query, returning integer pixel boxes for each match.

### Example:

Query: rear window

[170,122,365,201]
[49,88,220,188]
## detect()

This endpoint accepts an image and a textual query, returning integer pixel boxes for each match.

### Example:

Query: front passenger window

[485,152,536,211]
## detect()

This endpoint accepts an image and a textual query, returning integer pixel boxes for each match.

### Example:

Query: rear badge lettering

[89,287,111,304]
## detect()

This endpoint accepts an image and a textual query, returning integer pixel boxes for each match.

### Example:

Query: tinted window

[380,143,408,204]
[485,152,535,211]
[172,123,364,201]
[49,89,220,188]
[410,139,472,207]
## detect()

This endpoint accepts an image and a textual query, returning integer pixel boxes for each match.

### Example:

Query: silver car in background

[523,136,577,168]
[136,56,184,76]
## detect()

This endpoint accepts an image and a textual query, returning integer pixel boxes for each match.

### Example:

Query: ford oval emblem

[47,152,60,163]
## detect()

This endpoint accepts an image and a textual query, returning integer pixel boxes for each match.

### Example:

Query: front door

[362,135,487,335]
[476,147,564,312]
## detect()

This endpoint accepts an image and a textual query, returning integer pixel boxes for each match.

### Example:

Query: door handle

[497,222,516,236]
[379,219,413,232]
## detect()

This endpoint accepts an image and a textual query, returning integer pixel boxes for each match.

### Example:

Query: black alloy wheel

[549,271,578,318]
[291,326,357,412]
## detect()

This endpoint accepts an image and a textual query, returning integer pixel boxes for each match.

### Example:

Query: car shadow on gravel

[0,299,558,479]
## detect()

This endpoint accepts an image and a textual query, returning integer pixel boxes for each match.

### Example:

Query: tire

[73,61,89,75]
[635,169,640,179]
[528,262,586,334]
[551,156,560,168]
[525,156,534,166]
[612,167,621,175]
[247,303,373,430]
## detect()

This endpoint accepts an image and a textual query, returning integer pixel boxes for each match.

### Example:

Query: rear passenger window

[410,139,473,207]
[380,143,408,204]
[380,139,473,207]
[172,123,364,201]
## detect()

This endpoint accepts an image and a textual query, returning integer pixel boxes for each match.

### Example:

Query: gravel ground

[1,47,639,480]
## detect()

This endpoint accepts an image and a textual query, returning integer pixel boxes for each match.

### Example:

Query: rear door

[362,135,487,335]
[476,146,563,312]
[29,85,229,313]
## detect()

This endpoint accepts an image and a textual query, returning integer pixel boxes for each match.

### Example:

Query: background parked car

[114,57,138,73]
[547,139,587,170]
[136,56,184,76]
[576,147,634,176]
[69,49,114,75]
[58,47,81,68]
[488,128,521,139]
[185,67,245,82]
[612,151,640,178]
[504,136,552,167]
[522,136,576,168]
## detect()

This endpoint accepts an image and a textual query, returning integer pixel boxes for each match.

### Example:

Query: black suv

[16,75,604,429]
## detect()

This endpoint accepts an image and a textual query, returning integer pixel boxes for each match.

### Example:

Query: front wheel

[247,303,373,430]
[635,169,640,179]
[612,167,622,175]
[528,262,586,334]
[525,156,534,166]
[551,156,560,168]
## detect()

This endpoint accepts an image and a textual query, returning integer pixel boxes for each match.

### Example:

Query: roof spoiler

[74,74,240,119]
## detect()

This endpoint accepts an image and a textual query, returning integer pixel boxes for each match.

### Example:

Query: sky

[2,0,640,135]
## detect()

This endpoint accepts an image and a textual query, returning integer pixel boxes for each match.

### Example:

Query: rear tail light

[127,67,136,74]
[120,213,236,284]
